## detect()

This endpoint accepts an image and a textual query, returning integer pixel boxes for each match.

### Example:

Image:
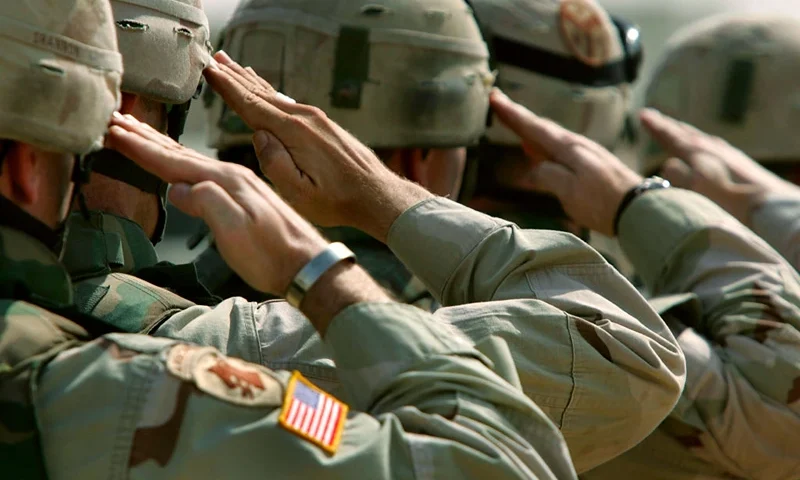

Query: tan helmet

[207,0,495,151]
[112,0,211,105]
[471,0,641,149]
[0,0,122,155]
[642,13,800,175]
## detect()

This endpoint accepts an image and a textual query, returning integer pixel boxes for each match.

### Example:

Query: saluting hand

[203,51,431,243]
[640,108,800,226]
[489,89,642,237]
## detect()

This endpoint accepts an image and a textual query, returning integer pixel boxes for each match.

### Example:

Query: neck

[81,173,158,238]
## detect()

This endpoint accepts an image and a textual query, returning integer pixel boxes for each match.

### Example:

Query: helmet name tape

[0,16,123,71]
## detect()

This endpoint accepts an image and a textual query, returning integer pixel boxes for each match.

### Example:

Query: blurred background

[157,0,800,263]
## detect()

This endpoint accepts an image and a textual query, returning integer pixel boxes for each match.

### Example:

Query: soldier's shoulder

[0,299,79,368]
[73,272,196,333]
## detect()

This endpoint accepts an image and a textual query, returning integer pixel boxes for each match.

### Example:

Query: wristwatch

[613,176,671,236]
[285,242,357,308]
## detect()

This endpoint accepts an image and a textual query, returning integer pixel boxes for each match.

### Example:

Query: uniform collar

[62,211,159,280]
[0,226,73,308]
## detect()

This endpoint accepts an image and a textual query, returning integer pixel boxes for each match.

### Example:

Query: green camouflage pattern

[62,211,196,334]
[0,227,89,479]
[582,188,800,479]
[27,304,578,479]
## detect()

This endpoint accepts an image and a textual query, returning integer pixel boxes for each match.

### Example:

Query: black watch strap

[613,176,671,236]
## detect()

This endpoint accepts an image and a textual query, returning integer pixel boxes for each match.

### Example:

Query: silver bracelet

[285,242,356,308]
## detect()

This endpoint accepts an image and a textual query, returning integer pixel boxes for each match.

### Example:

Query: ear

[119,92,140,115]
[5,142,40,206]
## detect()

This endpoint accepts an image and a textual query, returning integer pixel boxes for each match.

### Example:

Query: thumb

[660,157,693,189]
[169,181,246,232]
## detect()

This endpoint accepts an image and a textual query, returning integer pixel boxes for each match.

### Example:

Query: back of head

[642,13,800,174]
[207,0,495,151]
[0,0,123,155]
[472,0,639,149]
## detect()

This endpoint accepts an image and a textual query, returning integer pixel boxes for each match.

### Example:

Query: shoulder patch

[166,344,283,407]
[559,0,612,67]
[279,371,348,455]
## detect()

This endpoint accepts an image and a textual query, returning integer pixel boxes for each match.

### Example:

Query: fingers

[660,157,693,189]
[490,89,570,156]
[106,124,221,186]
[639,109,702,159]
[526,160,574,200]
[169,182,248,233]
[252,130,313,201]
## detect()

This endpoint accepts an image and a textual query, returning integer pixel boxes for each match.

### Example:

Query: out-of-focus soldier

[198,0,497,309]
[0,0,123,475]
[497,77,800,477]
[641,14,800,271]
[459,0,642,278]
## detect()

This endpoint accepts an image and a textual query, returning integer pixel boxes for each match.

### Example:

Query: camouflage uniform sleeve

[387,197,685,472]
[750,194,800,271]
[34,304,577,480]
[617,188,800,479]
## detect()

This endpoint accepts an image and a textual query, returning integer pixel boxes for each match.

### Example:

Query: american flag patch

[279,371,348,454]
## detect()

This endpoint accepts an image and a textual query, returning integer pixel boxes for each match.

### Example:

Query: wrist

[300,261,391,336]
[356,177,432,243]
[613,176,671,237]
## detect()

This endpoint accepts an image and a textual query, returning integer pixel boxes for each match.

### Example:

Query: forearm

[619,189,800,334]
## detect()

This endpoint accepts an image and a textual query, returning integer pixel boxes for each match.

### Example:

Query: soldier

[59,0,218,305]
[490,86,800,479]
[641,14,800,272]
[459,0,643,278]
[197,0,498,308]
[0,6,579,474]
[56,1,685,470]
[204,52,685,473]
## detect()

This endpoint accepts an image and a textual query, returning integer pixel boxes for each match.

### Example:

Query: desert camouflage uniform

[751,195,800,272]
[582,189,800,480]
[64,192,686,473]
[1,225,582,479]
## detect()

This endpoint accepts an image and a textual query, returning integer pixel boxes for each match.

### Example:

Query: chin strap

[85,148,168,245]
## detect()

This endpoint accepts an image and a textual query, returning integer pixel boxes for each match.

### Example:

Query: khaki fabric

[471,0,629,148]
[0,0,122,154]
[583,189,800,480]
[32,303,578,479]
[112,0,211,103]
[642,14,800,174]
[207,0,494,150]
[751,194,800,272]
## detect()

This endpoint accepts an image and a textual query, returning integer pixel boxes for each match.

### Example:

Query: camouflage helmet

[207,0,495,151]
[471,0,642,149]
[112,0,211,105]
[641,14,800,175]
[0,0,123,155]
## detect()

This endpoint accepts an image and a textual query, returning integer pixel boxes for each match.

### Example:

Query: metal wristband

[285,242,356,308]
